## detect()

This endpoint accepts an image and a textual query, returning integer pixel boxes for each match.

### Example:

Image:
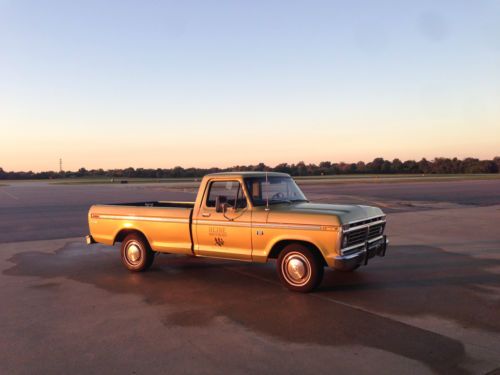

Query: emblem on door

[209,226,227,237]
[214,237,225,246]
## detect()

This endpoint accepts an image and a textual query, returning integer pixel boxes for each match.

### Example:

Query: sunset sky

[1,0,499,172]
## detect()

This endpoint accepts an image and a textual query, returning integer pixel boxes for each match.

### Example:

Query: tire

[120,233,155,272]
[277,243,324,293]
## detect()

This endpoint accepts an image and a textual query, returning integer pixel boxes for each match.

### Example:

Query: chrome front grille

[368,223,384,238]
[342,216,386,250]
[346,227,369,247]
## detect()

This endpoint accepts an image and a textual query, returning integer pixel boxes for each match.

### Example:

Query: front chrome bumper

[332,235,388,271]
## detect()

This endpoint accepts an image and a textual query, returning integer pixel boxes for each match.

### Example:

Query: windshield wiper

[269,200,292,205]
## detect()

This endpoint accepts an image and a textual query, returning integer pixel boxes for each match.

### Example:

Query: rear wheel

[120,233,155,272]
[277,243,324,292]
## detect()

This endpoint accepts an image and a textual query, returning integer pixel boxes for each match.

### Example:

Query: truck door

[195,179,252,261]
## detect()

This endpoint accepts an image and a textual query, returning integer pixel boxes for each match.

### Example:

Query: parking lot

[1,179,499,374]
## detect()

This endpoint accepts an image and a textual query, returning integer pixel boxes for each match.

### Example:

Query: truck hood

[274,202,385,225]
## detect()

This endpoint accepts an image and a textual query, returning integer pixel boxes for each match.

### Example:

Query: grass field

[50,177,200,185]
[1,174,499,186]
[48,173,500,185]
[295,173,500,184]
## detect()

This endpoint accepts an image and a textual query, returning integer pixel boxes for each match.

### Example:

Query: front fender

[256,230,338,266]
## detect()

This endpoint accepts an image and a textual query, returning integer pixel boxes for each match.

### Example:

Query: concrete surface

[1,180,500,374]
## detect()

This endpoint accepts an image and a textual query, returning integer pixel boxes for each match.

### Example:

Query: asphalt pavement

[1,179,500,243]
[0,180,499,374]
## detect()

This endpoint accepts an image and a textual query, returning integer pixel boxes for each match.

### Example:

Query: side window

[245,178,287,204]
[206,181,247,209]
[246,180,262,202]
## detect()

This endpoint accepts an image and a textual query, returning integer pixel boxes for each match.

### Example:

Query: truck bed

[88,201,195,254]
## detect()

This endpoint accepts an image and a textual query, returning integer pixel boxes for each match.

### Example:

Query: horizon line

[2,155,500,174]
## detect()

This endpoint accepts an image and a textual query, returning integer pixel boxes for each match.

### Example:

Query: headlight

[341,235,348,248]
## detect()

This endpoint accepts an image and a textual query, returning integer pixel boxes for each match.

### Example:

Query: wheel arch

[113,228,151,247]
[267,239,327,266]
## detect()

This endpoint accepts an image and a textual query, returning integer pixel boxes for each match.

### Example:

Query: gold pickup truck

[87,172,388,292]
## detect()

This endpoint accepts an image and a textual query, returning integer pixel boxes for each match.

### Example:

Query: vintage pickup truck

[87,172,388,292]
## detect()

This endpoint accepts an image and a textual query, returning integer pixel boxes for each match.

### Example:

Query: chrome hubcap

[282,252,311,287]
[126,242,141,264]
[287,258,306,280]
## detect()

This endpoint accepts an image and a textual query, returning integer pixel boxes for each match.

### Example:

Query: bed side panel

[88,205,192,254]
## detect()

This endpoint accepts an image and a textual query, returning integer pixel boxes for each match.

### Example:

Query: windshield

[244,176,308,206]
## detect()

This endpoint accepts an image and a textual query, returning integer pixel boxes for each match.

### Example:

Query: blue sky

[1,0,499,171]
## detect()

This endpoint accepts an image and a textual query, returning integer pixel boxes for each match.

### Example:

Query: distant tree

[381,160,392,173]
[484,161,498,173]
[76,167,88,177]
[294,161,308,176]
[123,167,135,177]
[171,166,184,177]
[274,163,292,174]
[2,156,498,180]
[494,157,500,173]
[356,161,366,173]
[402,160,419,173]
[417,158,431,174]
[252,163,268,172]
[461,158,479,173]
[367,158,385,173]
[337,162,349,174]
[347,163,357,173]
[391,159,403,173]
[451,157,462,173]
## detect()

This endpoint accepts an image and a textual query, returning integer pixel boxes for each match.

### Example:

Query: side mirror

[215,195,228,213]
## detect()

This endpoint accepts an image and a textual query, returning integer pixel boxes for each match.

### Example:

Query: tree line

[1,157,499,180]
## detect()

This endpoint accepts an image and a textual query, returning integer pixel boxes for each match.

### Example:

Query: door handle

[202,212,211,217]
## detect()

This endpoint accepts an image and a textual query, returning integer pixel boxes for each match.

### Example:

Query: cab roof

[205,171,290,178]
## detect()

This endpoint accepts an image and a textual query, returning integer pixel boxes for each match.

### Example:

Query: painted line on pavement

[0,189,19,200]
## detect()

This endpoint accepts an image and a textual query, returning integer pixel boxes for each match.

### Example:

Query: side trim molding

[93,214,190,224]
[194,219,323,231]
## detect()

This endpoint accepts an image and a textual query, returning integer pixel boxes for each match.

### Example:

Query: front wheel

[120,233,155,272]
[277,244,324,292]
